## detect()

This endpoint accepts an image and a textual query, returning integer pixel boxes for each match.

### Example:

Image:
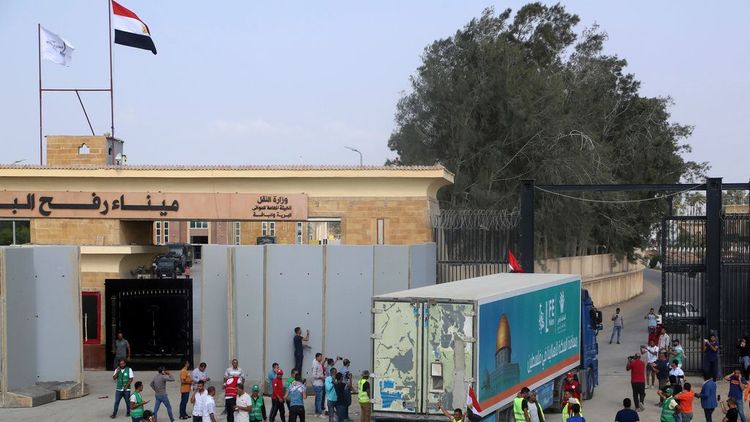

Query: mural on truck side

[372,300,474,414]
[478,280,581,412]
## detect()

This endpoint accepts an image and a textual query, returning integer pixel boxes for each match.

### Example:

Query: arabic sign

[476,279,581,413]
[0,191,307,221]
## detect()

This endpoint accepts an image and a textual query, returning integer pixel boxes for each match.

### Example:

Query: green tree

[388,4,707,257]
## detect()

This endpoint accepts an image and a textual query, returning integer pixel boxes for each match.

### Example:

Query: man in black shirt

[293,327,309,373]
[615,398,639,422]
[721,397,739,422]
[653,352,671,404]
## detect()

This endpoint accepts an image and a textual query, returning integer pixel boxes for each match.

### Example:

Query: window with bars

[296,222,304,244]
[154,221,170,245]
[262,221,276,237]
[234,222,241,245]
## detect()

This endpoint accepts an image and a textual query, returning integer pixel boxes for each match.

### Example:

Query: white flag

[40,26,74,66]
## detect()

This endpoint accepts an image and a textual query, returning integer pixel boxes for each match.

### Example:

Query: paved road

[582,269,706,420]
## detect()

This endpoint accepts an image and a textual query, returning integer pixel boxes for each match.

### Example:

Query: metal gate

[432,210,518,283]
[105,278,193,370]
[661,213,750,373]
[661,216,707,372]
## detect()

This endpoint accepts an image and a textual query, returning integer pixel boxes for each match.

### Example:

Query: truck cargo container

[370,273,599,421]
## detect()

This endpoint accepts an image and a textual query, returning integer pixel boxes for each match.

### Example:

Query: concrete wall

[233,246,265,388]
[197,245,231,383]
[0,246,83,396]
[536,254,644,307]
[194,243,436,390]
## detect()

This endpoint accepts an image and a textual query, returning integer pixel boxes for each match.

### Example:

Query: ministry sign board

[0,191,308,221]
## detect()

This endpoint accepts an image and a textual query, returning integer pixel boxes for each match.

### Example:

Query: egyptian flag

[508,250,523,273]
[466,386,482,416]
[112,1,157,54]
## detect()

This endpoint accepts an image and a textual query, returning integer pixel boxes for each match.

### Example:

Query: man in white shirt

[191,380,208,422]
[669,360,685,385]
[658,327,671,352]
[203,386,217,422]
[312,353,326,416]
[235,383,252,422]
[192,362,210,391]
[644,340,659,389]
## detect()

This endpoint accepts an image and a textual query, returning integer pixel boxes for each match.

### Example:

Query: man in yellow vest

[358,370,372,422]
[513,387,530,421]
[561,390,582,422]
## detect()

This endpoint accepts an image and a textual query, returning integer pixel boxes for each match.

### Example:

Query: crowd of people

[609,306,750,422]
[108,327,373,422]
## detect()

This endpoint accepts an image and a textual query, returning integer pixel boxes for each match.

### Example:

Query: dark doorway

[105,278,193,370]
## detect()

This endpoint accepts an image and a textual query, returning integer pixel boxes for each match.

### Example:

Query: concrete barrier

[536,254,644,307]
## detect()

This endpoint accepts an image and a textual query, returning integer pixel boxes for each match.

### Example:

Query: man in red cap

[270,368,286,422]
[562,371,582,401]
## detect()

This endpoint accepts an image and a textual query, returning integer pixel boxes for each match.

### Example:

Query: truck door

[372,300,423,414]
[423,302,475,416]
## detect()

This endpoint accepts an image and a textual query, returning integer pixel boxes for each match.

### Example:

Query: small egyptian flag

[467,386,483,416]
[112,1,157,54]
[508,250,523,273]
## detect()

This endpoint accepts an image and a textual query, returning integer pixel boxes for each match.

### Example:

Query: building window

[262,221,276,237]
[377,218,385,245]
[154,221,170,245]
[234,222,241,245]
[307,219,342,245]
[0,220,30,245]
[82,292,100,344]
[190,220,208,229]
[296,222,304,244]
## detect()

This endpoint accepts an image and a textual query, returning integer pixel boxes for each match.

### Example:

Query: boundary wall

[196,243,436,391]
[536,254,644,307]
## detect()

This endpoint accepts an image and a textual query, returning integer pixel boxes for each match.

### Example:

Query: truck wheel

[582,367,594,400]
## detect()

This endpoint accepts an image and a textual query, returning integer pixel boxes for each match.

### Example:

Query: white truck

[370,273,600,421]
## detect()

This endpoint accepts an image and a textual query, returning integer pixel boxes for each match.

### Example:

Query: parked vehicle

[370,273,599,422]
[659,301,701,319]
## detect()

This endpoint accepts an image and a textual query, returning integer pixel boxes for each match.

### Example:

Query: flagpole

[38,23,43,165]
[108,0,114,138]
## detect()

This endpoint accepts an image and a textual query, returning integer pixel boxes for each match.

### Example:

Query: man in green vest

[129,381,150,422]
[358,370,372,422]
[249,384,267,422]
[112,358,135,418]
[512,387,530,422]
[659,387,678,422]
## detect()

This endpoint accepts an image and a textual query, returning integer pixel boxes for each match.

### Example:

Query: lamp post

[344,146,363,166]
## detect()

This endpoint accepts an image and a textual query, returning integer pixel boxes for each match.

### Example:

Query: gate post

[520,180,535,273]
[705,177,722,338]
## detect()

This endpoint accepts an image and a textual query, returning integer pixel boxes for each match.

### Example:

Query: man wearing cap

[671,339,685,368]
[248,384,267,422]
[562,372,581,401]
[512,387,529,421]
[270,369,287,422]
[358,371,372,422]
[658,387,678,422]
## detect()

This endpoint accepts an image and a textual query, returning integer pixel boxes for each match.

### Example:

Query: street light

[344,146,363,166]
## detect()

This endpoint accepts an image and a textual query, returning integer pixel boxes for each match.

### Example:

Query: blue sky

[0,1,748,182]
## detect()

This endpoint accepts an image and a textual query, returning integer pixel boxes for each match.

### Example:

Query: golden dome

[496,314,511,352]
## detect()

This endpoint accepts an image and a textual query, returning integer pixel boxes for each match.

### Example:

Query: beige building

[0,136,452,367]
